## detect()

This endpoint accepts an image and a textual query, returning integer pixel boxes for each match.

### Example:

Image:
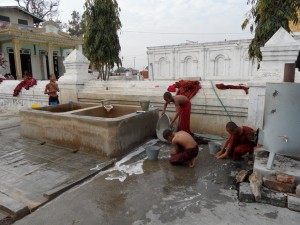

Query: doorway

[8,53,16,79]
[20,53,32,75]
[8,48,32,78]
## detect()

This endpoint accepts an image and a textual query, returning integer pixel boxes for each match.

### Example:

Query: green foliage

[242,0,300,65]
[83,0,122,81]
[68,11,86,37]
[114,66,126,73]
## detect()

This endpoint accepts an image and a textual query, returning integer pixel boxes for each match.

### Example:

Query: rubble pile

[237,170,300,212]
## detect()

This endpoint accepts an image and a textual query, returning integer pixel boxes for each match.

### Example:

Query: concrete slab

[0,192,29,219]
[14,142,300,225]
[254,148,300,183]
[0,113,20,130]
[0,116,114,222]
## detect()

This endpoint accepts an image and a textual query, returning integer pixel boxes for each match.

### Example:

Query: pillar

[47,43,54,75]
[12,39,22,80]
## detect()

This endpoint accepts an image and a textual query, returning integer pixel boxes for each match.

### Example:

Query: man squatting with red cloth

[215,121,256,162]
[163,129,199,168]
[161,92,191,133]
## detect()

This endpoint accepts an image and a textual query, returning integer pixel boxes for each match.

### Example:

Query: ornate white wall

[147,39,258,81]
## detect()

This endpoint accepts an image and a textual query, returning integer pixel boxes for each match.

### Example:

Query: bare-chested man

[162,92,191,133]
[44,74,60,105]
[163,129,199,168]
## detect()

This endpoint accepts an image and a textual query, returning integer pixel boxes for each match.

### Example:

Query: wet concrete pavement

[0,113,114,223]
[14,139,300,225]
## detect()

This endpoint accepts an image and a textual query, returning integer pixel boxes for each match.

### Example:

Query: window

[7,48,13,54]
[18,19,28,25]
[0,15,10,22]
[39,50,48,56]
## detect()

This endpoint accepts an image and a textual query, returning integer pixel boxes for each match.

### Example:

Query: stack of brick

[238,171,300,211]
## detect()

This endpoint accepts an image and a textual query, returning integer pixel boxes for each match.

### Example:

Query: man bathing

[163,129,199,168]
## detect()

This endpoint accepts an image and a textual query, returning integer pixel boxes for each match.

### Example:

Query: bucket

[140,100,150,111]
[145,146,160,160]
[208,141,222,154]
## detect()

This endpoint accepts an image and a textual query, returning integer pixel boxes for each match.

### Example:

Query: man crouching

[163,129,199,168]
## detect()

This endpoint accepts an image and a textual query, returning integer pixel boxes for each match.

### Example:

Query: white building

[147,39,258,81]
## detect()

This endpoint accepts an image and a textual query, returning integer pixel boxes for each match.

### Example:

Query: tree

[242,0,300,65]
[15,0,60,21]
[114,66,126,74]
[68,11,86,37]
[83,0,122,81]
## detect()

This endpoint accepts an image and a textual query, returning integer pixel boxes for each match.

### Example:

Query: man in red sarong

[163,129,199,168]
[162,92,191,133]
[215,121,256,161]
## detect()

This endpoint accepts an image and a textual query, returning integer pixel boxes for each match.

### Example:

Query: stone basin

[72,104,138,118]
[20,104,159,158]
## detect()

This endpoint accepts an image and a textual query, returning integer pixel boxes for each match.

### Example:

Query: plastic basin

[156,114,177,142]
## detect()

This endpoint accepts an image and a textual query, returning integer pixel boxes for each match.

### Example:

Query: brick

[249,171,263,201]
[276,172,295,184]
[257,187,287,207]
[296,185,300,197]
[288,195,300,212]
[263,175,295,193]
[236,170,249,183]
[239,182,255,203]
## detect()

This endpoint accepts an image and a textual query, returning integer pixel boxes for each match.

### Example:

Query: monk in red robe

[163,129,199,167]
[215,121,256,161]
[162,92,191,133]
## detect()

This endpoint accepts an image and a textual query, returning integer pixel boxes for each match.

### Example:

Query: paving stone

[288,195,300,212]
[296,185,300,197]
[263,175,295,193]
[238,182,255,203]
[276,172,296,184]
[257,187,287,207]
[0,192,29,219]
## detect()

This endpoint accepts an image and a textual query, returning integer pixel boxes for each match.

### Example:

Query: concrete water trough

[34,102,97,113]
[20,103,159,157]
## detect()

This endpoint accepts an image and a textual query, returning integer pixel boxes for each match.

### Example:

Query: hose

[210,80,232,121]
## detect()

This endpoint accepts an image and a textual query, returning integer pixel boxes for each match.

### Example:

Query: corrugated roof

[0,6,44,23]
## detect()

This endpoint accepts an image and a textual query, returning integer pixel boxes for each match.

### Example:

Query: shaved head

[163,92,172,99]
[226,121,238,132]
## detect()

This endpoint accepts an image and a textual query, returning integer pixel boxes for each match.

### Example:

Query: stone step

[0,192,29,219]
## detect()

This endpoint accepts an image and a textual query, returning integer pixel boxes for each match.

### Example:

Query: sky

[1,0,253,70]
